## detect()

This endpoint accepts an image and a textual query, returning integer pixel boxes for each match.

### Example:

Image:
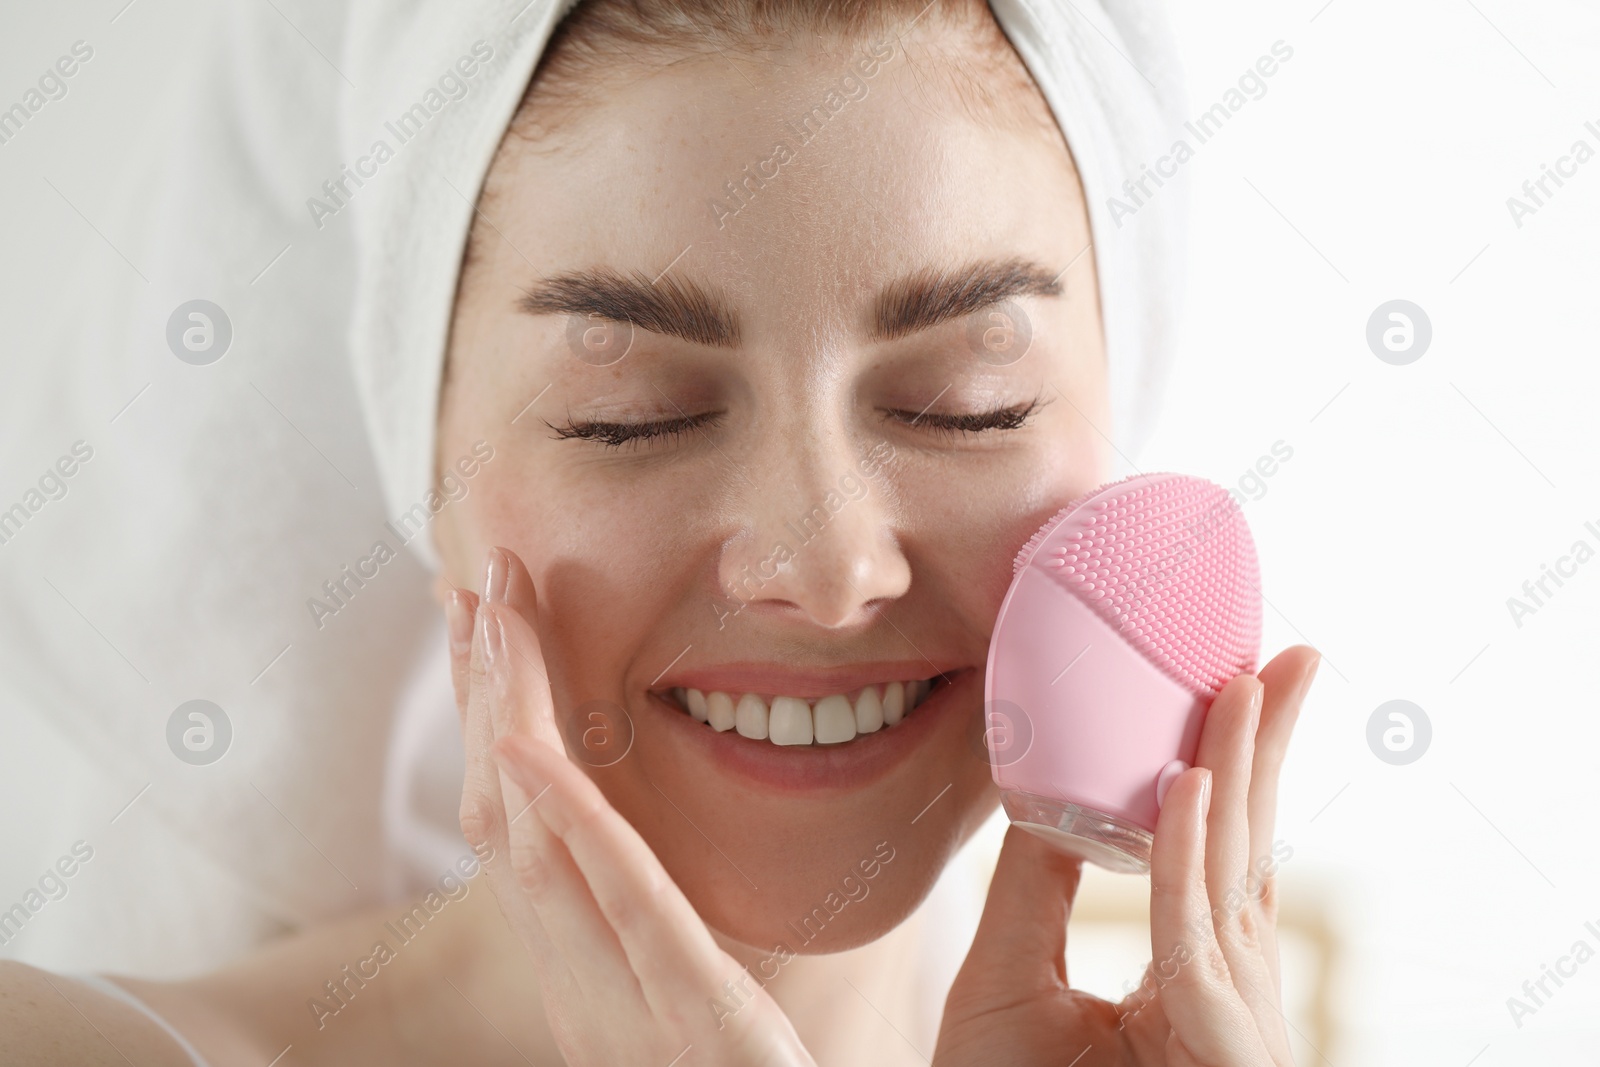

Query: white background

[3,1,1599,1064]
[1142,0,1600,1062]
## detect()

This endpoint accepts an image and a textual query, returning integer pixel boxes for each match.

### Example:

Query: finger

[481,600,651,1008]
[1146,768,1265,1063]
[1192,673,1261,929]
[1243,645,1320,1006]
[459,585,508,864]
[456,571,570,995]
[1247,645,1321,874]
[475,548,588,944]
[486,614,564,753]
[483,547,562,751]
[495,733,743,1025]
[1194,674,1296,1055]
[487,541,538,616]
[445,586,479,728]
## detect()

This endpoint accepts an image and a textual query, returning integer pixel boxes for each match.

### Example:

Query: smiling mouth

[660,678,944,747]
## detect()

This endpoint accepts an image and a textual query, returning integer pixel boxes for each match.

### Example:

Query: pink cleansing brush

[984,472,1262,874]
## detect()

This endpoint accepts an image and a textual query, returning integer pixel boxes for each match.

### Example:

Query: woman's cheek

[888,442,1095,583]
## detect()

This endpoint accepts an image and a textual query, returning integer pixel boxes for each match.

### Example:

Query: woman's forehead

[490,22,1070,205]
[473,50,1084,315]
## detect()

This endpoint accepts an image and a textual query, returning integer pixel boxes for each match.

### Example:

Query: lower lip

[648,670,975,795]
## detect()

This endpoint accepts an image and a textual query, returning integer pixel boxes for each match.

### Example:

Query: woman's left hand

[934,645,1321,1067]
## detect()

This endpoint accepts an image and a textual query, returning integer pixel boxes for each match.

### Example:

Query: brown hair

[505,0,1051,146]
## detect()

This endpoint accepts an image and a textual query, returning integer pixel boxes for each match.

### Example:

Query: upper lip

[653,660,966,700]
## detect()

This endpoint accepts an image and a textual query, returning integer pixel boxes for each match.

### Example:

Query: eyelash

[547,412,722,449]
[882,398,1043,437]
[548,398,1042,450]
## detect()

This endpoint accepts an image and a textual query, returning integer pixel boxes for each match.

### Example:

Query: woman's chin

[689,794,1001,959]
[701,862,941,960]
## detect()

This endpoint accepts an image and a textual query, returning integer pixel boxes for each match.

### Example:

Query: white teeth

[686,688,709,723]
[768,696,813,746]
[882,681,905,725]
[813,695,857,744]
[706,691,737,732]
[669,678,941,744]
[735,693,769,739]
[854,686,884,734]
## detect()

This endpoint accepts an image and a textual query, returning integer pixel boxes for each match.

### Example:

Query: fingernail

[1198,768,1213,815]
[483,547,508,604]
[446,590,473,656]
[481,603,503,670]
[1301,652,1323,699]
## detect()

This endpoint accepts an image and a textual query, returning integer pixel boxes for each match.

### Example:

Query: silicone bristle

[1012,506,1076,575]
[1022,472,1261,696]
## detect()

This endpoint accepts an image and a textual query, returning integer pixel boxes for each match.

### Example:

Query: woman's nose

[716,462,911,629]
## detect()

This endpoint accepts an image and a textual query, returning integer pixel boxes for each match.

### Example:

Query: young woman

[2,1,1318,1062]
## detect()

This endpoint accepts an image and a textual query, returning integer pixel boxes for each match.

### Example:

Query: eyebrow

[871,257,1063,341]
[516,256,1063,348]
[517,268,741,348]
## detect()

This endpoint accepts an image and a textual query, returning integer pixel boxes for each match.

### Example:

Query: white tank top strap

[70,972,213,1067]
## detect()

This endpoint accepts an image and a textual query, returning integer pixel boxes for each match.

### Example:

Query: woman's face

[436,23,1109,955]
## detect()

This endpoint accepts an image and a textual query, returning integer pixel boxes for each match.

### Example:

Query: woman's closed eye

[547,397,1045,451]
[880,397,1044,438]
[546,411,723,449]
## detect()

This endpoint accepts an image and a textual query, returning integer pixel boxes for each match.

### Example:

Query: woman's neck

[713,902,940,1065]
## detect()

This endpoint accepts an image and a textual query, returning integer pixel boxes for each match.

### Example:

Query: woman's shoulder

[121,875,561,1066]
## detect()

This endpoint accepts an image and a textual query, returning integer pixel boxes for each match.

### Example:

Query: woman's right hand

[443,546,817,1067]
